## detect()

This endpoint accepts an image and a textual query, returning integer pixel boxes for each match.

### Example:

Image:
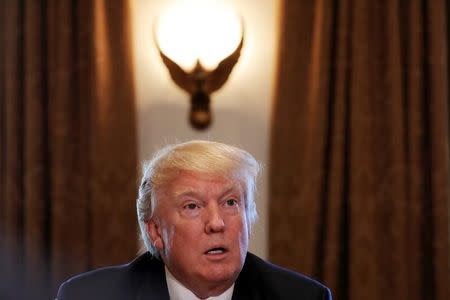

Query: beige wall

[132,0,279,259]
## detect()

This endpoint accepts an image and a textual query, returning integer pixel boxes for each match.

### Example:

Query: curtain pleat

[270,1,449,300]
[0,1,137,299]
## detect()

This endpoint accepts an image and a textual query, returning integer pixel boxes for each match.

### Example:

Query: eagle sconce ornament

[155,25,244,130]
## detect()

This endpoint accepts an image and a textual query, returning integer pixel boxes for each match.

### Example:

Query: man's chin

[199,265,241,285]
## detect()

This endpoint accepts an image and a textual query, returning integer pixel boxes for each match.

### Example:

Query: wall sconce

[154,2,244,130]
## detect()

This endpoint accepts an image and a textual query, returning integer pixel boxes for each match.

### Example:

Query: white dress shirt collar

[165,267,234,300]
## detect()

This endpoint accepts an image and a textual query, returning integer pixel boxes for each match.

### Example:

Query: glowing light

[155,0,243,70]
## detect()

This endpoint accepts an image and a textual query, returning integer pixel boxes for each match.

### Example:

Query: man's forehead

[172,183,240,198]
[165,171,243,193]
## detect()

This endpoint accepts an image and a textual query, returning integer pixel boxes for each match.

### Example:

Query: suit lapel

[131,254,170,300]
[232,253,261,300]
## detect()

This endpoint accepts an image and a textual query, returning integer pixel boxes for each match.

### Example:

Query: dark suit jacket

[57,252,332,300]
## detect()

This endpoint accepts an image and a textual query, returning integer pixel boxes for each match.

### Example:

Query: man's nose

[205,206,225,233]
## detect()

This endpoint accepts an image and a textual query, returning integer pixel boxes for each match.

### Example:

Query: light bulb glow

[155,0,243,70]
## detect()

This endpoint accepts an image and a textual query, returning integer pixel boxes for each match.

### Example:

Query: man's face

[147,171,250,297]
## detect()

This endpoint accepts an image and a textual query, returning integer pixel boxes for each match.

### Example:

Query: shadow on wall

[138,98,267,154]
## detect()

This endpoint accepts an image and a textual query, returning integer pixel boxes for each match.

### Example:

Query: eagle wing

[203,34,244,94]
[157,49,197,94]
[153,21,196,94]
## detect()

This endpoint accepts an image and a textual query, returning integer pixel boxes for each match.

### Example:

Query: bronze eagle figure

[155,29,244,130]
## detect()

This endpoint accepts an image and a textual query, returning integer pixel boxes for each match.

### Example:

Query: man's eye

[225,199,238,206]
[184,203,198,210]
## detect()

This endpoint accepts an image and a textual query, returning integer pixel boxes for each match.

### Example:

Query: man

[57,140,332,299]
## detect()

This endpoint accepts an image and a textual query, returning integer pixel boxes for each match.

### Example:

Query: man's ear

[246,220,252,240]
[244,211,252,239]
[146,219,164,251]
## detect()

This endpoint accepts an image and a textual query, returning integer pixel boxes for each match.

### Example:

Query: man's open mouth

[205,247,227,254]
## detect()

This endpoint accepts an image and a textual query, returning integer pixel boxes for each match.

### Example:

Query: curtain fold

[0,1,137,299]
[270,1,449,300]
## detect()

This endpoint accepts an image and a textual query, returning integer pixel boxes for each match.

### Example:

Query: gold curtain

[270,1,449,300]
[0,1,137,299]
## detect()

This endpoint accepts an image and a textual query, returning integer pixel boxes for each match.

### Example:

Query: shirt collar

[165,267,234,300]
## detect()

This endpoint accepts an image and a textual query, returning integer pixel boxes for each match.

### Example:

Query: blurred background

[1,0,449,299]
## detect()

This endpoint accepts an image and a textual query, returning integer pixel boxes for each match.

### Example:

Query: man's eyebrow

[172,189,198,198]
[218,186,241,198]
[172,184,241,199]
